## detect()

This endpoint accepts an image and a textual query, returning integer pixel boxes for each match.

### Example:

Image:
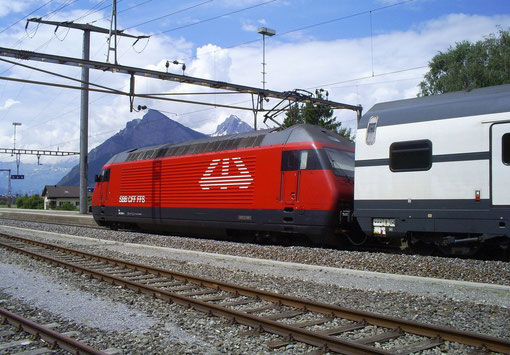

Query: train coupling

[339,210,353,225]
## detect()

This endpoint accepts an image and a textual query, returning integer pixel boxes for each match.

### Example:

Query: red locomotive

[92,124,354,246]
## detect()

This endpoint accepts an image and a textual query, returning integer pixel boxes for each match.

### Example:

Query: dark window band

[356,151,490,168]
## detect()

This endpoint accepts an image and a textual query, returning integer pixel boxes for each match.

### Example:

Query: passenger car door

[491,122,510,205]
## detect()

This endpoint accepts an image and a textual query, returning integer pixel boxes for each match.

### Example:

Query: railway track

[3,215,509,261]
[0,306,104,354]
[0,232,509,354]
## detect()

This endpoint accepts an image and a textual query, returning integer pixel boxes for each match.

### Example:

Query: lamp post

[257,27,276,90]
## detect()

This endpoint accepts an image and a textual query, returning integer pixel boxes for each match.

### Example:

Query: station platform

[0,208,98,227]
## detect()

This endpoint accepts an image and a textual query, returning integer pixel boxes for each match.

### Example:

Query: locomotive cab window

[98,168,110,182]
[324,148,354,178]
[281,149,322,171]
[503,133,510,165]
[390,140,432,172]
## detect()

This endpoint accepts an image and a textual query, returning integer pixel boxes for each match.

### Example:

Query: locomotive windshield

[324,148,354,178]
[96,168,110,182]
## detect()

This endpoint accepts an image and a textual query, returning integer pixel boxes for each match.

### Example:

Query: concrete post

[79,30,90,214]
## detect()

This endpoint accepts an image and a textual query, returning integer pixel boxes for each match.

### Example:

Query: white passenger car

[354,84,510,253]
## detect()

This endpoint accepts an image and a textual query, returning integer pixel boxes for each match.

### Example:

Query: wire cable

[88,0,152,25]
[0,0,55,34]
[150,0,277,36]
[181,0,415,62]
[123,0,214,31]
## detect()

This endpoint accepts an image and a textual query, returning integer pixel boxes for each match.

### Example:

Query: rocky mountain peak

[212,115,253,137]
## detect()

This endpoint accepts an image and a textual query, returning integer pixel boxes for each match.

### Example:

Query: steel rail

[0,307,105,355]
[1,233,509,354]
[0,236,386,354]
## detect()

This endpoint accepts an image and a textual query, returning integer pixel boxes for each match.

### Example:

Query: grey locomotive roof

[105,124,352,165]
[360,84,510,128]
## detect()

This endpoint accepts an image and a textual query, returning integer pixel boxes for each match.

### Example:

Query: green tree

[282,90,354,142]
[419,29,510,96]
[15,195,26,208]
[56,202,78,211]
[15,194,44,209]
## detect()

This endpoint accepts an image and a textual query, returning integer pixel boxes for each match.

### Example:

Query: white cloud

[0,11,508,164]
[0,0,29,17]
[0,98,20,111]
[242,22,257,32]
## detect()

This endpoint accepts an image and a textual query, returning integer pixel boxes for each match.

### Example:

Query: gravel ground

[0,219,509,354]
[1,218,509,286]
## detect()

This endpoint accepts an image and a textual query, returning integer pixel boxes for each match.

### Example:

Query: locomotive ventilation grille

[119,156,256,206]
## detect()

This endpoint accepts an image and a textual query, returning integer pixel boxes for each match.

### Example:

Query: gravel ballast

[0,219,509,354]
[1,218,509,286]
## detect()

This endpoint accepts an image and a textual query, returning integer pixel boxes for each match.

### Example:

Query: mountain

[58,109,207,186]
[0,158,77,196]
[0,112,256,196]
[211,115,253,136]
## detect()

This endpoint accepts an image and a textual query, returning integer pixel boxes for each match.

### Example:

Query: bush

[55,202,78,211]
[15,194,44,209]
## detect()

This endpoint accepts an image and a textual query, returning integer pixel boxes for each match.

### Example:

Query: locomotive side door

[491,122,510,205]
[280,150,303,205]
[98,168,110,206]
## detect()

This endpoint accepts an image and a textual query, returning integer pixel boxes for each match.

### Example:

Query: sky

[0,0,509,166]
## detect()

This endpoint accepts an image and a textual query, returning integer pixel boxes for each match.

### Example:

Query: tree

[282,90,354,142]
[419,29,510,96]
[15,194,44,209]
[56,202,78,211]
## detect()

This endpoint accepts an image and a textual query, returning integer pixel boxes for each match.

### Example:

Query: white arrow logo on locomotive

[199,157,253,190]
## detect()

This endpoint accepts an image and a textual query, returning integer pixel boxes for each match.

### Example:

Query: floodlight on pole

[257,27,276,90]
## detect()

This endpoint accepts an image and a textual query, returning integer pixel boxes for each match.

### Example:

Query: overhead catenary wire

[0,0,422,151]
[0,0,55,34]
[176,0,416,62]
[2,60,426,149]
[0,75,271,111]
[72,0,109,23]
[0,2,108,123]
[150,0,278,36]
[123,0,215,31]
[88,0,153,25]
[0,0,154,126]
[309,65,428,90]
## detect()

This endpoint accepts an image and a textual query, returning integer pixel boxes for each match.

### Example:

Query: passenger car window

[390,140,432,172]
[503,133,510,165]
[366,115,378,145]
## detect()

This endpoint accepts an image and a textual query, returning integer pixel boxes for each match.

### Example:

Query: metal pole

[12,122,21,156]
[113,0,118,64]
[8,169,11,207]
[262,34,266,90]
[79,30,90,214]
